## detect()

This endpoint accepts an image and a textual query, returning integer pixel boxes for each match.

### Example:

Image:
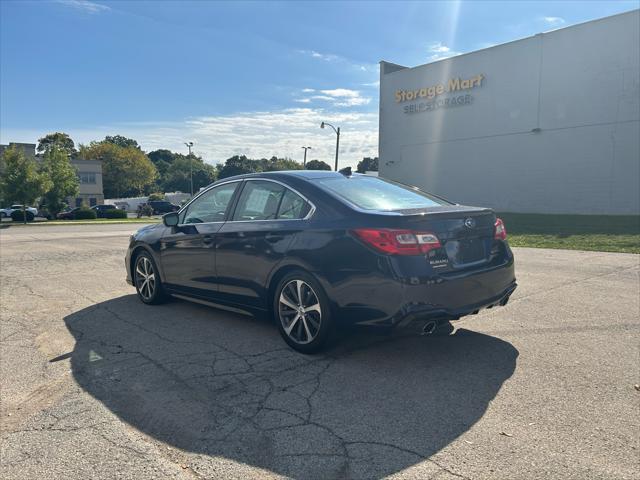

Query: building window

[89,198,97,206]
[75,197,83,207]
[78,172,96,184]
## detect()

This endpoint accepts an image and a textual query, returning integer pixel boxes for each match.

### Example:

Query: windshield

[316,176,451,211]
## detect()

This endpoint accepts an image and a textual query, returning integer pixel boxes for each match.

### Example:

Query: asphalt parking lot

[1,224,638,479]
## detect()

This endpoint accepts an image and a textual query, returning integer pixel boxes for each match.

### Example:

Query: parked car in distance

[56,207,81,220]
[147,200,180,215]
[91,204,118,218]
[1,205,38,218]
[126,171,517,353]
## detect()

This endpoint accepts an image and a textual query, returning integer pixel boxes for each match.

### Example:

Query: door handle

[203,236,214,245]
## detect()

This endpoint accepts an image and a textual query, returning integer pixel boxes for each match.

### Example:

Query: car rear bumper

[390,258,517,327]
[336,250,516,328]
[395,281,517,327]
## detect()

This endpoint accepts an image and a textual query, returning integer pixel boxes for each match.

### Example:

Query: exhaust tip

[421,321,437,336]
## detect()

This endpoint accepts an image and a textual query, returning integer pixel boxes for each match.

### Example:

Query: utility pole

[301,146,312,166]
[184,142,194,196]
[320,122,340,171]
[334,128,340,172]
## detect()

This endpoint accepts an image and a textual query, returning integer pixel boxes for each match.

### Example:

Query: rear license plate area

[446,238,486,266]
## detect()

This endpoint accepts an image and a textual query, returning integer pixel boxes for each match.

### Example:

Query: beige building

[69,157,105,206]
[0,142,104,207]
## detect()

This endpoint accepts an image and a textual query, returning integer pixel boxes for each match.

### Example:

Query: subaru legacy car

[126,170,516,353]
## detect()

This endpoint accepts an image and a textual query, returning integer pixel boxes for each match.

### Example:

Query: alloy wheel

[278,279,322,345]
[135,256,156,301]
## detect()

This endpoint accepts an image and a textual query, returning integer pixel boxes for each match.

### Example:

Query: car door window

[182,182,238,224]
[277,189,310,219]
[232,181,285,221]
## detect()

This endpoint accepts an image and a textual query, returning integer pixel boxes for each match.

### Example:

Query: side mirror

[163,212,179,227]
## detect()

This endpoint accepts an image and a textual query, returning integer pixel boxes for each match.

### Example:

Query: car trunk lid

[364,205,497,270]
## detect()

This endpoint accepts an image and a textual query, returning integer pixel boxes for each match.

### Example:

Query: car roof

[218,170,348,183]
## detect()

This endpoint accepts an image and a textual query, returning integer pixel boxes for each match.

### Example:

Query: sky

[1,0,637,168]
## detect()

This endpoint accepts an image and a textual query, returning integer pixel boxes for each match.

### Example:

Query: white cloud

[323,91,371,107]
[310,95,335,101]
[2,108,379,169]
[295,88,371,107]
[298,49,341,63]
[313,51,341,62]
[542,16,566,26]
[319,89,360,98]
[335,98,370,107]
[184,108,378,167]
[426,42,462,62]
[55,0,110,14]
[429,43,451,54]
[297,49,377,73]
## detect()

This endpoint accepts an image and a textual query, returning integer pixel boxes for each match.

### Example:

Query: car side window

[181,182,238,224]
[277,189,310,219]
[232,181,285,221]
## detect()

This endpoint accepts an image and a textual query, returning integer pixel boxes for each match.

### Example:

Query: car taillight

[494,218,507,240]
[352,228,441,255]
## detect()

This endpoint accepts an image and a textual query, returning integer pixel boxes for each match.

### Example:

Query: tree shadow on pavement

[64,295,518,479]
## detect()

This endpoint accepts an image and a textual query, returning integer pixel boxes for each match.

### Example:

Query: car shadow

[64,295,518,479]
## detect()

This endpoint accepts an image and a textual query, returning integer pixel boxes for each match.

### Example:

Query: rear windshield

[316,176,451,211]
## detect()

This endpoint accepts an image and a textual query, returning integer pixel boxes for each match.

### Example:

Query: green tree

[305,159,332,171]
[104,135,140,149]
[148,149,175,165]
[37,132,77,156]
[217,155,259,179]
[40,147,80,217]
[154,159,172,180]
[0,146,52,223]
[148,149,176,185]
[161,155,217,192]
[356,157,378,173]
[79,142,157,198]
[261,156,303,172]
[216,155,304,179]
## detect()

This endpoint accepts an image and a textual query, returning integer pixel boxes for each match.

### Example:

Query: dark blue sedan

[126,170,516,353]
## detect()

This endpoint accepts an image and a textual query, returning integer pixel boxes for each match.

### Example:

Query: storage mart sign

[395,74,484,114]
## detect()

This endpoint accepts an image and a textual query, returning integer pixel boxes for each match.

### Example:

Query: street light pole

[334,128,340,172]
[184,141,194,196]
[320,122,340,171]
[301,146,312,166]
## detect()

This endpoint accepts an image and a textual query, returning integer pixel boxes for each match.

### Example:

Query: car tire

[133,251,167,305]
[273,270,334,354]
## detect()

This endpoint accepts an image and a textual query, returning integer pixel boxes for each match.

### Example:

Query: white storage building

[378,10,640,214]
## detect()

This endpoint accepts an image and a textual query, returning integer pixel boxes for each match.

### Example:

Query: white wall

[379,10,640,214]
